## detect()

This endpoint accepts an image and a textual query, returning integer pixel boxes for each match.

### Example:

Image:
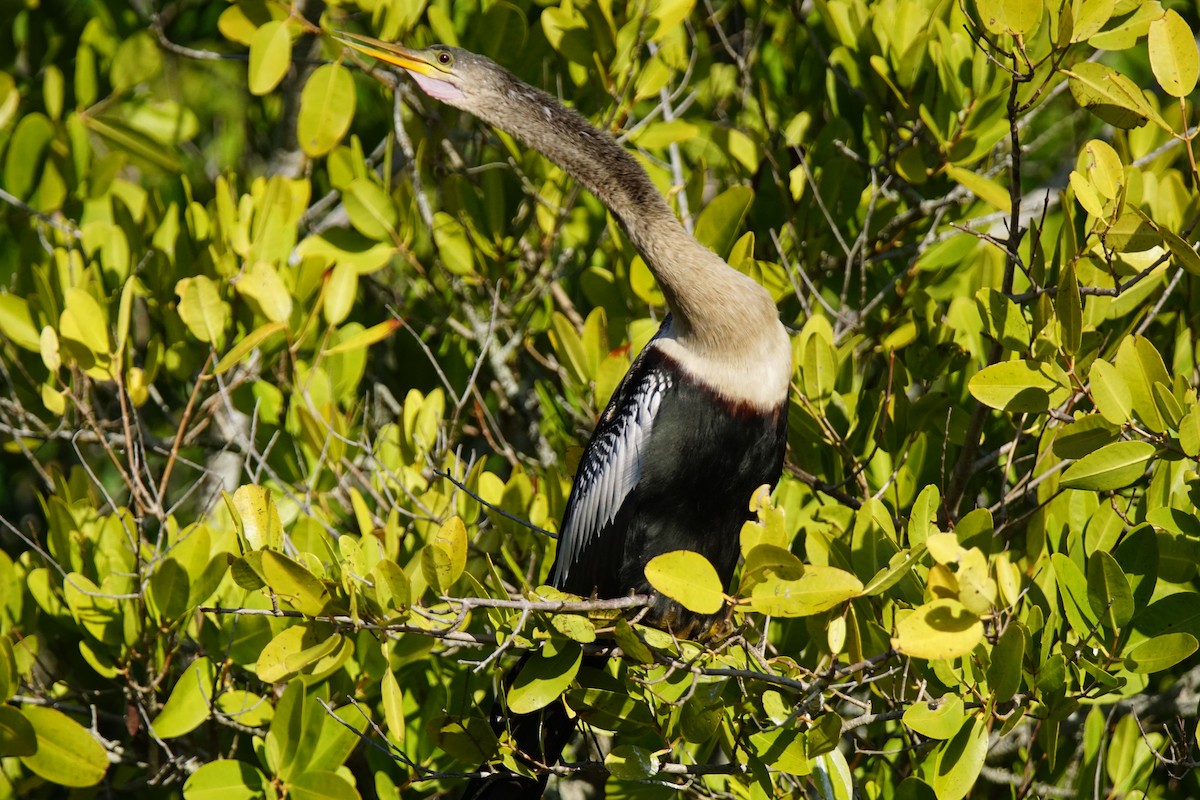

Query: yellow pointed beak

[331,31,438,77]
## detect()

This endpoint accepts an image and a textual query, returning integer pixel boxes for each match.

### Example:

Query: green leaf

[323,261,357,327]
[1087,551,1134,630]
[373,558,412,615]
[967,359,1070,413]
[1089,359,1133,425]
[19,706,108,787]
[432,211,476,276]
[152,657,216,739]
[1124,633,1198,673]
[110,31,162,92]
[382,669,405,745]
[343,177,397,240]
[645,550,725,614]
[148,552,193,622]
[0,293,42,351]
[323,318,401,356]
[1148,10,1198,98]
[892,599,983,660]
[236,261,293,324]
[215,321,287,375]
[421,516,468,594]
[230,487,283,551]
[0,73,19,130]
[605,744,661,780]
[298,63,355,157]
[0,705,35,756]
[693,185,754,259]
[932,715,987,800]
[248,21,291,96]
[288,770,359,800]
[945,164,1011,213]
[750,566,863,617]
[60,287,110,359]
[1060,440,1156,491]
[507,642,582,714]
[176,275,229,348]
[903,694,965,740]
[182,760,272,800]
[975,0,1043,35]
[747,726,810,775]
[908,484,939,547]
[1179,405,1200,457]
[987,622,1025,703]
[261,551,331,616]
[862,544,927,596]
[1064,62,1164,131]
[256,624,346,684]
[1055,262,1082,356]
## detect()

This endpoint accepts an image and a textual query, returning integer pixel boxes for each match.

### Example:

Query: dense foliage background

[1,0,1199,797]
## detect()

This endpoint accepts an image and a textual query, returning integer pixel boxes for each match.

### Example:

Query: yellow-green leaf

[323,261,357,326]
[903,694,965,740]
[176,276,229,348]
[248,21,291,96]
[1148,10,1198,98]
[1124,633,1198,673]
[343,178,397,240]
[236,261,292,323]
[945,164,1011,213]
[151,657,216,739]
[261,551,331,616]
[381,669,405,745]
[323,318,401,355]
[227,485,283,550]
[215,321,287,375]
[20,706,108,787]
[967,359,1070,413]
[1089,359,1132,425]
[645,551,725,615]
[298,63,355,157]
[1060,440,1155,491]
[749,565,863,617]
[606,744,661,780]
[932,715,987,800]
[507,642,582,714]
[892,598,983,660]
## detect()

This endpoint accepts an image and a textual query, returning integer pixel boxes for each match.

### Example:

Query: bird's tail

[459,652,583,799]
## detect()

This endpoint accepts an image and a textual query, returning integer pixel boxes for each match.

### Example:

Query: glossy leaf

[750,566,862,617]
[892,599,983,660]
[932,715,987,800]
[1148,10,1198,98]
[20,706,108,787]
[1086,550,1133,630]
[152,657,216,739]
[248,21,291,96]
[903,694,965,740]
[1060,440,1156,491]
[967,359,1070,412]
[507,642,582,714]
[1124,633,1198,674]
[645,550,725,614]
[298,63,355,157]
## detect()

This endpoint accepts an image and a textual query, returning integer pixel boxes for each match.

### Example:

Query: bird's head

[332,32,498,111]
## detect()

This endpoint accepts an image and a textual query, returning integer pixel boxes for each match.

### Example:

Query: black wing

[548,347,672,593]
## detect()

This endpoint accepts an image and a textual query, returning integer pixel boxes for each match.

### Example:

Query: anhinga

[334,32,793,798]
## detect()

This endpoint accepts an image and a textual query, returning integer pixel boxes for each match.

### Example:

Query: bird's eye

[437,51,452,66]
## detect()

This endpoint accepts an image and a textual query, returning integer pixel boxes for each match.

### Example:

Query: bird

[333,32,793,798]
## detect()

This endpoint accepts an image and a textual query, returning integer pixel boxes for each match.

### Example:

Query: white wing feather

[551,368,671,586]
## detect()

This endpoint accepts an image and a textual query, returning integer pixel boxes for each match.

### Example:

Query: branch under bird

[333,30,794,798]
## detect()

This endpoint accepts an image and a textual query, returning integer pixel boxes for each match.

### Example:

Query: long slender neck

[467,70,778,357]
